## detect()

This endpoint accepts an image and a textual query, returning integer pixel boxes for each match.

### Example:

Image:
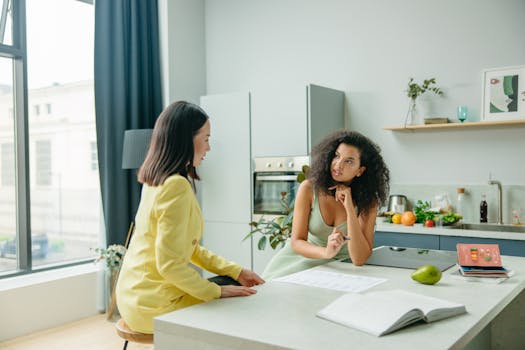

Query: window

[0,56,16,271]
[35,140,51,186]
[90,141,98,171]
[0,0,99,276]
[0,0,13,46]
[1,143,14,186]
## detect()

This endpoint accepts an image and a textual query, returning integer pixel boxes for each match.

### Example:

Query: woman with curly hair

[262,129,390,280]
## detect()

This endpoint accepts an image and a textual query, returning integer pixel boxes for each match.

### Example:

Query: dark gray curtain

[94,0,162,245]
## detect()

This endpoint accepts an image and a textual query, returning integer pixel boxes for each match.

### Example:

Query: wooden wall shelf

[384,119,525,132]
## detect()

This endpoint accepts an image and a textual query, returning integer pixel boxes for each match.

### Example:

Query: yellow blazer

[116,174,242,333]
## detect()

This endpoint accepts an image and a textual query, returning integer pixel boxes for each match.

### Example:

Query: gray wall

[203,0,525,188]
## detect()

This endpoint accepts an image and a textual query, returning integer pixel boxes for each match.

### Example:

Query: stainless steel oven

[253,156,309,216]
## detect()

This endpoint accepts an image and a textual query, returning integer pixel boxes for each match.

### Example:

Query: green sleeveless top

[307,191,349,261]
[262,190,349,280]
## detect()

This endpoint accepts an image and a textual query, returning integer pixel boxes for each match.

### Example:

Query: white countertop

[154,255,525,350]
[376,221,525,241]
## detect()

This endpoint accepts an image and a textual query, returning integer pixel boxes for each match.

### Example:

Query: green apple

[411,265,442,285]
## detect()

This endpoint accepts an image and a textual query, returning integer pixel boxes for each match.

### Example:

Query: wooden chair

[113,223,153,349]
[115,318,153,350]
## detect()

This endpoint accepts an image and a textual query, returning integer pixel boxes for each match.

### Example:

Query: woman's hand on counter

[219,269,264,298]
[220,285,258,298]
[237,268,265,287]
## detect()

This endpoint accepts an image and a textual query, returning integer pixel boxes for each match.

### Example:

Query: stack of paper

[273,269,387,293]
[456,243,509,278]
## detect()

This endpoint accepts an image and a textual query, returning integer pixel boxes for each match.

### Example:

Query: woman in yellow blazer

[116,101,264,334]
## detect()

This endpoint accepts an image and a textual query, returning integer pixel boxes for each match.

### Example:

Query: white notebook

[317,289,466,336]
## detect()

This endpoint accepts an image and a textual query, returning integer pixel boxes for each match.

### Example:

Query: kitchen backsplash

[388,184,525,225]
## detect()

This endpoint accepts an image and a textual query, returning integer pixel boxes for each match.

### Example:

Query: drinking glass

[457,106,468,123]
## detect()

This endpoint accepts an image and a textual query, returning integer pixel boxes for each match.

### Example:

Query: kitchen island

[154,251,525,349]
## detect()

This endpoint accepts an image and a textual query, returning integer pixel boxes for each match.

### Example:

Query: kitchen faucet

[488,179,503,225]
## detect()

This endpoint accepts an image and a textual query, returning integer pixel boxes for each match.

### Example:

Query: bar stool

[115,318,153,350]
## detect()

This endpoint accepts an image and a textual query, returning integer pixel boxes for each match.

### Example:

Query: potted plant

[94,244,127,271]
[405,77,443,125]
[244,165,309,250]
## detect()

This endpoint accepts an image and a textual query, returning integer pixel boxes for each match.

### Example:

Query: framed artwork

[481,65,525,121]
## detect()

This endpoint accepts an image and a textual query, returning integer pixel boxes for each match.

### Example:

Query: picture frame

[481,65,525,121]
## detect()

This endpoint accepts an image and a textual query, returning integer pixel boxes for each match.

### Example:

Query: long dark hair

[309,129,390,215]
[138,101,209,186]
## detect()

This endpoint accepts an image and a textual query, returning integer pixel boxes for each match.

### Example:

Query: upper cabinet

[251,84,344,157]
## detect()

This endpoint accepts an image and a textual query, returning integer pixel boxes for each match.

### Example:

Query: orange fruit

[401,211,416,226]
[392,213,402,224]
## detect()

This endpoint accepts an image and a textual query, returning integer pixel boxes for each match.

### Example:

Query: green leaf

[413,200,435,223]
[258,236,267,250]
[242,230,258,241]
[271,221,281,229]
[406,77,442,100]
[269,235,279,244]
[267,227,279,236]
[282,213,293,227]
[270,237,280,249]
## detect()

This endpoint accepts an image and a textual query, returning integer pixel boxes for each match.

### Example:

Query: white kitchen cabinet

[200,92,251,223]
[199,92,253,273]
[251,84,344,157]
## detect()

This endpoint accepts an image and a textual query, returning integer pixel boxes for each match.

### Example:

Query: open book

[317,289,466,336]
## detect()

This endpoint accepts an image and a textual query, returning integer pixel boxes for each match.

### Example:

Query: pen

[344,236,351,241]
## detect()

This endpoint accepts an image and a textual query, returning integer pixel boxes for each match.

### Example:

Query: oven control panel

[253,156,310,173]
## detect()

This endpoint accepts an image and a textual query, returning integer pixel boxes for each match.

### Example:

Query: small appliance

[388,194,407,213]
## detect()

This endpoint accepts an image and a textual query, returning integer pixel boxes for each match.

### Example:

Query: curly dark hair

[309,129,390,215]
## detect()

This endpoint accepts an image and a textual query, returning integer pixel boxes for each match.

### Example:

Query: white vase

[418,96,434,120]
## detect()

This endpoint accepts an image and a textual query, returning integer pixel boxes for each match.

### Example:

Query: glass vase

[405,99,419,126]
[106,268,119,320]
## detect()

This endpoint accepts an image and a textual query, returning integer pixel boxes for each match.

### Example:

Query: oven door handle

[255,174,298,181]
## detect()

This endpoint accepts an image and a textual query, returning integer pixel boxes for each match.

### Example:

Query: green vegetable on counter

[413,200,462,226]
[441,211,463,225]
[413,200,437,223]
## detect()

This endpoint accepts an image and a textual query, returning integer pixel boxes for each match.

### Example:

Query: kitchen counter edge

[375,221,525,241]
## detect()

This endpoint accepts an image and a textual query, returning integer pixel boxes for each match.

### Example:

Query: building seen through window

[0,0,99,275]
